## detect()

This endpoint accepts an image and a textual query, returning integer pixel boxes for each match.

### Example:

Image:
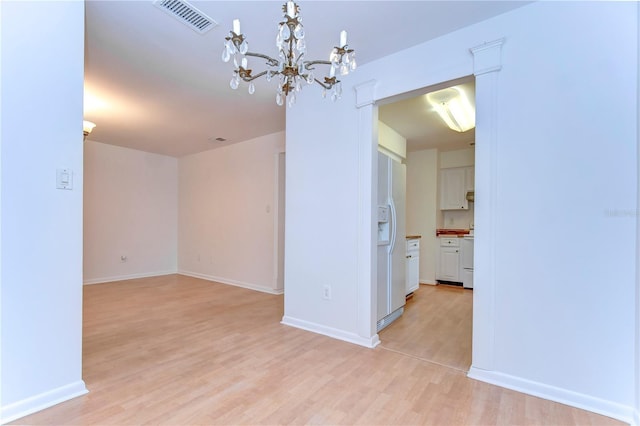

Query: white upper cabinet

[440,167,474,210]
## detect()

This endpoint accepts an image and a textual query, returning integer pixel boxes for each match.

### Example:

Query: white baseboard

[83,270,177,285]
[281,315,380,348]
[0,380,88,424]
[178,270,284,295]
[420,280,437,285]
[468,367,635,425]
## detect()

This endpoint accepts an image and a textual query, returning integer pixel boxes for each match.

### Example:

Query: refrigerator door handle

[389,198,397,253]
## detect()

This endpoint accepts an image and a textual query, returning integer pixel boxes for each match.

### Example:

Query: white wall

[440,147,475,169]
[378,121,406,159]
[406,149,438,285]
[178,131,285,294]
[0,2,87,422]
[83,141,178,284]
[284,1,638,422]
[283,91,368,344]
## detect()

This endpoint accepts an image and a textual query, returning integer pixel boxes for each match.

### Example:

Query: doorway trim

[354,80,380,345]
[355,38,504,369]
[466,38,504,373]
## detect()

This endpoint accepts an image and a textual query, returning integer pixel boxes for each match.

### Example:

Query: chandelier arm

[245,52,280,68]
[313,78,335,90]
[238,70,273,82]
[304,60,332,68]
[223,2,355,105]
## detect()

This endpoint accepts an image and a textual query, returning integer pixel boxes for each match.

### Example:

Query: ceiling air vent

[153,0,218,34]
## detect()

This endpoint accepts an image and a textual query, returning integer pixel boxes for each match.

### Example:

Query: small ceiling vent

[153,0,218,34]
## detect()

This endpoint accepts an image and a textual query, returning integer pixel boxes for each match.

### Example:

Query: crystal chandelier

[222,1,356,107]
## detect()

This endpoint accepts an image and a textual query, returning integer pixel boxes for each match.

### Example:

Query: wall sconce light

[83,120,96,141]
[427,87,475,132]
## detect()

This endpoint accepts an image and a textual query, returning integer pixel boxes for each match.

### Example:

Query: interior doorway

[375,76,476,371]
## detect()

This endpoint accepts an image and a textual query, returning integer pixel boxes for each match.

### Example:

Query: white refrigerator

[376,151,406,332]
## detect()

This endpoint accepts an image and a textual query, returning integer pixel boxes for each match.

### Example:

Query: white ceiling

[84,1,529,157]
[379,77,476,153]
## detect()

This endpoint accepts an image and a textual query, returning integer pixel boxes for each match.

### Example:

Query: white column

[468,38,504,373]
[354,80,380,345]
[635,4,640,424]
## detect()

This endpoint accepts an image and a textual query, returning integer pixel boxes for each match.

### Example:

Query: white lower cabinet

[461,267,474,289]
[406,238,420,295]
[437,237,461,283]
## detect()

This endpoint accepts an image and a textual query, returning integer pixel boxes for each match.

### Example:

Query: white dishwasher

[406,238,420,295]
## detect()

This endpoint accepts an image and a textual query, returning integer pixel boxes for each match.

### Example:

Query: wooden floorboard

[379,284,472,372]
[12,275,623,425]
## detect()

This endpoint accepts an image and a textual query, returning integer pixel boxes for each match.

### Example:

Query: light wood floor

[13,275,622,425]
[379,284,472,372]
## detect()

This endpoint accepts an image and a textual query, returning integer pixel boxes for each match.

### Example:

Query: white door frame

[354,39,505,373]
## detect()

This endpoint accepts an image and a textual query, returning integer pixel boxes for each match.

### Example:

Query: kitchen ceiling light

[427,87,475,132]
[222,1,356,107]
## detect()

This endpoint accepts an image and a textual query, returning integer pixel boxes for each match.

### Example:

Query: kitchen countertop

[406,235,422,239]
[436,228,471,237]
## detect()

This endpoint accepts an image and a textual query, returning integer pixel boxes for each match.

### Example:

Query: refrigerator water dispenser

[378,205,390,244]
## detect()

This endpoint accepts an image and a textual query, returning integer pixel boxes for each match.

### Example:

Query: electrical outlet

[322,285,332,300]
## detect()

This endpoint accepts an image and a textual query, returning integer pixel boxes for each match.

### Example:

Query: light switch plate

[56,168,73,190]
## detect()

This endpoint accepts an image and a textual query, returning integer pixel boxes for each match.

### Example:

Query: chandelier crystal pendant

[222,1,356,107]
